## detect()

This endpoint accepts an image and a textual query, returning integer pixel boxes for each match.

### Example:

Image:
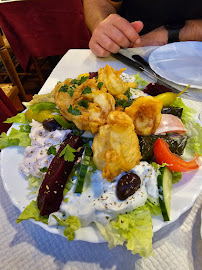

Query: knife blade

[132,54,151,69]
[112,52,180,93]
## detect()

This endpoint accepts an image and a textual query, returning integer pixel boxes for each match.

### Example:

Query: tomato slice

[153,138,199,172]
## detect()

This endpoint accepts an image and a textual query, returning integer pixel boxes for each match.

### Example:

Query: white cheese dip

[51,161,158,227]
[19,120,70,178]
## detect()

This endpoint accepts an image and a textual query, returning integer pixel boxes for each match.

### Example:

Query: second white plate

[149,41,202,89]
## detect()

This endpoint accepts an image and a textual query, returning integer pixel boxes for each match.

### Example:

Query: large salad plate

[149,41,202,89]
[1,49,202,243]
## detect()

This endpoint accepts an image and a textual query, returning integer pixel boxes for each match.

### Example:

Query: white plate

[149,41,202,89]
[1,49,202,243]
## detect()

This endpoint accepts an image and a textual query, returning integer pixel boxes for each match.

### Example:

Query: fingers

[89,14,143,57]
[131,21,144,34]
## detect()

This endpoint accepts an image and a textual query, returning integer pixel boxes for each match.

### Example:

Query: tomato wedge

[153,138,199,172]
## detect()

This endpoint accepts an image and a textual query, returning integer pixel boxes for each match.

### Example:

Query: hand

[132,26,168,47]
[89,14,143,57]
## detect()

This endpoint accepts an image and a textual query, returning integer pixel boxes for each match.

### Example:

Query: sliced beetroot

[89,71,98,79]
[37,133,84,216]
[143,82,173,96]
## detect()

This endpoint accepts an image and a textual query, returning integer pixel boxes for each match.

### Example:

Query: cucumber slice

[157,166,173,221]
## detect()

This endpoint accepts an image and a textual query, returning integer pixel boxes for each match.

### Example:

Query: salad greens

[17,200,81,241]
[171,98,202,155]
[16,200,49,224]
[0,124,31,150]
[96,204,154,257]
[3,113,29,124]
[52,215,81,241]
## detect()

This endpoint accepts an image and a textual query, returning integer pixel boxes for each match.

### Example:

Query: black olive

[42,119,62,131]
[116,173,141,201]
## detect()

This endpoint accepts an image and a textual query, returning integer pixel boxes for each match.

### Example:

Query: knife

[111,52,180,93]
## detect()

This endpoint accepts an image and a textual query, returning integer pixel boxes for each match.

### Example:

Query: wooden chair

[0,32,31,111]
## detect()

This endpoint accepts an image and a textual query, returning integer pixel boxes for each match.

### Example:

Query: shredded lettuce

[146,201,161,216]
[171,98,202,155]
[26,175,43,194]
[172,171,182,184]
[52,215,81,241]
[16,200,49,224]
[0,124,31,150]
[133,73,149,89]
[96,204,154,257]
[4,113,28,124]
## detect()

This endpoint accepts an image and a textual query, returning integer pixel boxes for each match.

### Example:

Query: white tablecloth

[0,46,202,270]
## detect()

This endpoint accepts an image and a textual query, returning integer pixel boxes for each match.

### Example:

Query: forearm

[83,0,119,33]
[179,19,202,41]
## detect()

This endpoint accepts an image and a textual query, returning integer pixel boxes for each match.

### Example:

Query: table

[0,46,202,270]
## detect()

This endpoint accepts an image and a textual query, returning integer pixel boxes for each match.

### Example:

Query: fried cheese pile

[54,65,163,181]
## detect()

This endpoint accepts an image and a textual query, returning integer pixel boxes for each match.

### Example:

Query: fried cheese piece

[125,96,163,136]
[98,64,137,96]
[54,77,115,133]
[92,111,142,181]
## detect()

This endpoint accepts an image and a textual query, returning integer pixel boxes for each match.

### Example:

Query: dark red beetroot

[143,82,172,96]
[89,72,98,79]
[37,133,84,216]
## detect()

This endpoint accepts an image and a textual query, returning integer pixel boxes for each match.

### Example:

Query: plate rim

[149,41,202,89]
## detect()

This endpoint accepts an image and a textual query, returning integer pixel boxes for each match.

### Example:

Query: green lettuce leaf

[171,98,202,155]
[146,201,161,216]
[0,124,31,150]
[26,175,43,193]
[52,215,81,241]
[133,73,149,89]
[4,113,28,124]
[16,200,49,224]
[96,204,154,257]
[172,171,182,184]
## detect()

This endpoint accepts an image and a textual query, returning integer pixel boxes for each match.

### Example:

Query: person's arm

[133,19,202,48]
[180,19,202,41]
[83,0,121,33]
[83,0,143,57]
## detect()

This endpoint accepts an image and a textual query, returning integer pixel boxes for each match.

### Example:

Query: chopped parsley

[97,82,103,90]
[67,105,82,116]
[71,76,88,85]
[78,100,90,109]
[67,86,75,97]
[40,167,48,173]
[115,98,133,108]
[59,144,77,162]
[47,145,57,156]
[124,88,132,99]
[82,86,92,95]
[58,84,69,93]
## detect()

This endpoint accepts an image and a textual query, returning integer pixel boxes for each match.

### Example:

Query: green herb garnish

[40,167,48,173]
[67,105,82,116]
[78,100,90,108]
[67,86,75,97]
[82,86,92,95]
[71,76,88,85]
[97,82,103,90]
[124,88,132,99]
[58,84,69,93]
[47,145,57,156]
[115,98,133,108]
[59,144,77,162]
